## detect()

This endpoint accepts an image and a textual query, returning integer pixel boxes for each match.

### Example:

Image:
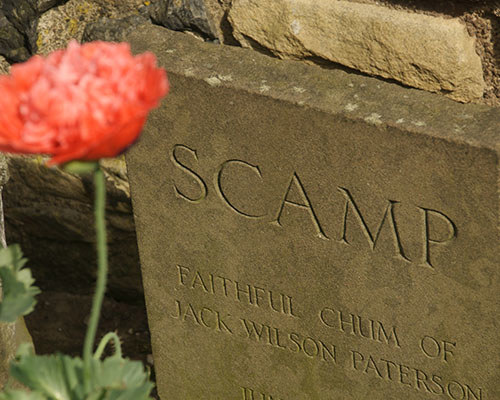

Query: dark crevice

[219,8,239,46]
[237,33,276,58]
[303,54,417,90]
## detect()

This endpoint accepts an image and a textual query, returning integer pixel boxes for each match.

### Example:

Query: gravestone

[125,24,500,400]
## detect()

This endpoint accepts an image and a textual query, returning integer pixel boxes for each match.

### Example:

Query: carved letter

[171,144,207,203]
[272,172,329,240]
[338,187,410,262]
[216,159,267,218]
[241,387,254,400]
[419,207,457,268]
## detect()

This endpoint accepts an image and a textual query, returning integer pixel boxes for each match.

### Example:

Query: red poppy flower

[0,40,168,165]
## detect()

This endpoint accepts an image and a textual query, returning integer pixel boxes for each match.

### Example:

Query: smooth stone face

[125,25,500,400]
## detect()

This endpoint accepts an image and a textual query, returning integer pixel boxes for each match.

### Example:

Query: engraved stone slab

[125,24,500,400]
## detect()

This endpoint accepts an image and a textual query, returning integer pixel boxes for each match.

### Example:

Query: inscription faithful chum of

[172,144,458,269]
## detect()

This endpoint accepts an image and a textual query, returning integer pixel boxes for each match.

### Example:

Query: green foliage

[0,245,40,323]
[0,390,47,400]
[0,344,154,400]
[0,170,155,399]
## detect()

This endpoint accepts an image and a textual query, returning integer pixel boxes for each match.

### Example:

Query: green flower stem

[83,167,108,391]
[93,332,123,360]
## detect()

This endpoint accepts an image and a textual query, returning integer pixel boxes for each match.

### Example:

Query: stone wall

[0,0,498,104]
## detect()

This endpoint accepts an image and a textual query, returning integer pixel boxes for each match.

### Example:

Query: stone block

[150,0,224,41]
[3,156,143,304]
[82,14,150,43]
[125,24,500,399]
[228,0,485,103]
[0,11,30,62]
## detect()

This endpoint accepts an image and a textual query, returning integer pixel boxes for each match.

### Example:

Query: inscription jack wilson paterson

[125,26,500,399]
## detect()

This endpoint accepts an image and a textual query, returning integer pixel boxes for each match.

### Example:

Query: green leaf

[0,390,47,400]
[93,357,154,400]
[9,350,77,399]
[0,245,40,323]
[5,339,154,400]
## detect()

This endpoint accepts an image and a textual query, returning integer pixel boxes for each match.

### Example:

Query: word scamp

[171,144,458,268]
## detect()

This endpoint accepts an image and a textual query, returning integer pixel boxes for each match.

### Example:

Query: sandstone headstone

[125,24,500,399]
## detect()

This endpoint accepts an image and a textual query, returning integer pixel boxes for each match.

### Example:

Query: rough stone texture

[354,0,500,106]
[462,9,500,106]
[35,0,144,55]
[149,0,224,41]
[0,0,38,60]
[1,0,37,32]
[228,0,486,103]
[201,0,226,42]
[0,55,9,74]
[3,156,144,305]
[37,0,69,13]
[125,24,500,399]
[0,320,33,389]
[0,11,30,62]
[0,153,8,187]
[82,14,150,43]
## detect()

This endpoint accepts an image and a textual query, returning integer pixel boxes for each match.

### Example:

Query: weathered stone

[125,24,500,399]
[0,153,34,389]
[0,12,30,62]
[1,0,37,34]
[201,0,227,42]
[0,320,33,389]
[36,0,101,55]
[36,0,143,55]
[0,55,9,74]
[37,0,69,14]
[3,156,143,304]
[0,153,8,187]
[228,0,486,103]
[90,0,144,17]
[1,0,39,57]
[82,14,150,43]
[150,0,222,40]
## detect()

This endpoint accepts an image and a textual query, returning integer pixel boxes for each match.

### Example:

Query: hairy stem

[83,167,108,391]
[94,331,123,360]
